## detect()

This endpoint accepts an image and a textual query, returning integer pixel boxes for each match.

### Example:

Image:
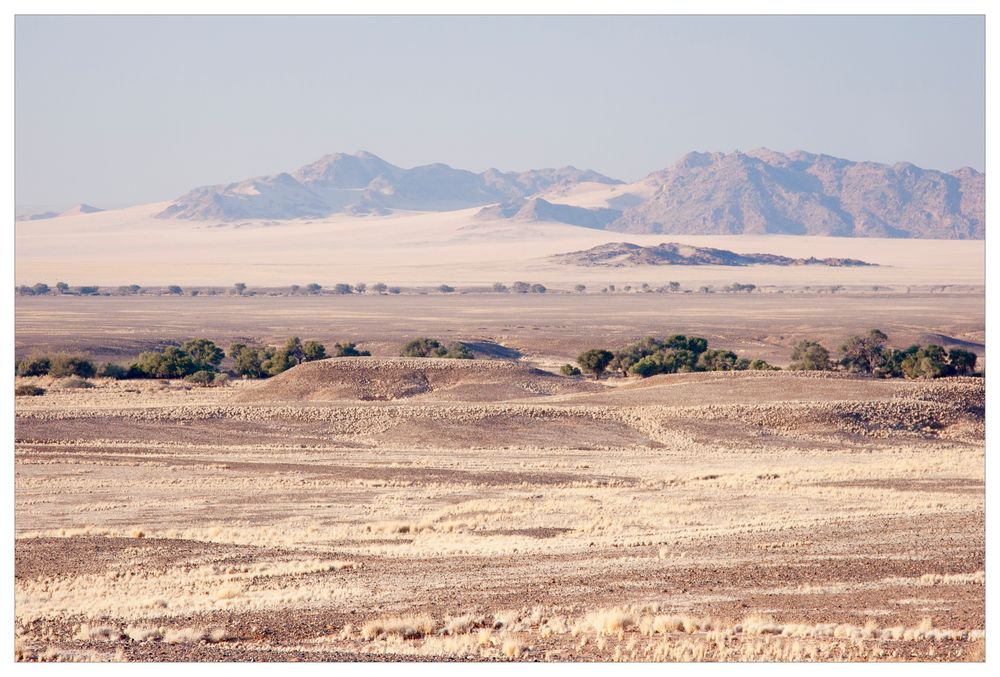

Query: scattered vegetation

[15,384,46,397]
[560,364,582,376]
[401,338,473,359]
[788,340,832,371]
[578,335,776,379]
[332,342,371,357]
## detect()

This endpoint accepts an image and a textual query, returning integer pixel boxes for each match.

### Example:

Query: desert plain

[13,263,985,662]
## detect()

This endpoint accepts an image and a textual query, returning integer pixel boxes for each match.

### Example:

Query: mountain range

[143,149,985,239]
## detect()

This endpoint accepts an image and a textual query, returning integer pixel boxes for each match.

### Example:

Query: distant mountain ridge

[153,149,984,239]
[606,149,984,239]
[17,203,104,221]
[551,241,877,267]
[156,151,622,220]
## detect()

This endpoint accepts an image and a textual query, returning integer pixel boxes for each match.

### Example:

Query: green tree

[332,342,370,357]
[574,284,586,293]
[948,348,978,376]
[283,336,305,365]
[577,349,614,379]
[698,349,740,371]
[354,282,367,293]
[492,282,508,293]
[48,353,97,378]
[32,283,50,295]
[166,285,183,295]
[55,282,69,294]
[306,283,322,294]
[788,340,832,371]
[900,344,950,379]
[181,338,224,371]
[233,282,247,295]
[303,340,327,361]
[839,329,889,375]
[332,283,353,294]
[371,282,388,294]
[130,347,195,378]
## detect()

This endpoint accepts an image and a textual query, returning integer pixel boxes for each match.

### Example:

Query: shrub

[33,283,50,295]
[15,384,46,396]
[354,282,367,293]
[438,284,455,293]
[510,281,531,294]
[371,282,388,294]
[788,340,832,371]
[16,354,50,377]
[332,342,370,357]
[332,283,353,294]
[401,338,472,359]
[948,348,978,376]
[697,349,740,371]
[388,287,402,294]
[97,362,128,379]
[233,282,247,295]
[78,286,100,296]
[229,343,269,378]
[59,377,94,389]
[303,340,327,361]
[130,347,196,378]
[560,364,582,376]
[900,344,951,379]
[492,282,509,293]
[55,282,69,293]
[184,370,216,386]
[306,283,322,294]
[530,283,547,294]
[574,284,586,293]
[577,349,614,379]
[48,353,97,378]
[166,285,183,295]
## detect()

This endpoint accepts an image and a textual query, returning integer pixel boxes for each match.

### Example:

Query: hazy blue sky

[16,15,985,211]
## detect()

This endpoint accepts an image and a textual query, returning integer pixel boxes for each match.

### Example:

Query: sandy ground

[14,363,984,662]
[13,200,985,288]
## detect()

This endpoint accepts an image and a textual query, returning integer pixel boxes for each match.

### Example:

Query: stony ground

[14,364,985,662]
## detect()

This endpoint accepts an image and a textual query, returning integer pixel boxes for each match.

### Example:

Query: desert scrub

[15,384,45,397]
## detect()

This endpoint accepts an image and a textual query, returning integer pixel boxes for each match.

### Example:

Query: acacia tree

[577,349,613,379]
[839,329,889,375]
[788,340,832,370]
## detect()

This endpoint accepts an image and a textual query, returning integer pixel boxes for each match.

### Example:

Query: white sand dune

[14,198,984,288]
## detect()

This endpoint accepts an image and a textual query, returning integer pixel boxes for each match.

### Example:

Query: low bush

[15,384,45,397]
[16,354,50,377]
[58,377,94,389]
[97,362,129,379]
[560,364,582,376]
[48,353,97,378]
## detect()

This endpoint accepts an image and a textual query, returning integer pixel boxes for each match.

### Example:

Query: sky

[15,14,985,212]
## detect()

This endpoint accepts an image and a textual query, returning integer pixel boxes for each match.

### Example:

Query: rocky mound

[551,241,875,267]
[235,357,601,403]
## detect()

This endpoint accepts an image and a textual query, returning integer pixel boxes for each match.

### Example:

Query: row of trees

[788,330,978,378]
[571,335,776,379]
[491,281,547,294]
